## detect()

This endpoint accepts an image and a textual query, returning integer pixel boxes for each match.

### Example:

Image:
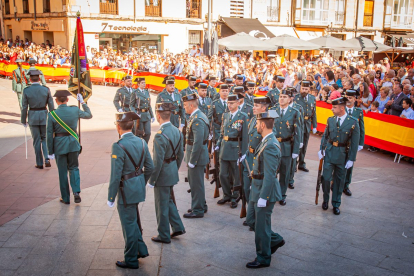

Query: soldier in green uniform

[266,76,284,107]
[270,89,301,205]
[230,75,244,94]
[294,81,317,172]
[12,59,29,109]
[245,110,285,269]
[156,77,185,129]
[206,75,219,100]
[183,93,210,218]
[216,94,249,209]
[343,90,365,196]
[180,75,197,97]
[244,82,256,106]
[46,90,92,204]
[21,70,54,169]
[114,76,134,112]
[208,84,229,143]
[130,77,155,143]
[196,83,212,116]
[107,112,154,269]
[319,97,360,215]
[26,59,47,85]
[234,87,253,119]
[148,103,185,243]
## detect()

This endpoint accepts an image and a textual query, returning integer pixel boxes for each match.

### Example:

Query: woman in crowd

[373,87,391,113]
[357,82,373,111]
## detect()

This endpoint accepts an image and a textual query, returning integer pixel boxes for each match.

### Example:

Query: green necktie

[224,101,227,110]
[281,109,284,118]
[337,117,341,128]
[348,109,352,116]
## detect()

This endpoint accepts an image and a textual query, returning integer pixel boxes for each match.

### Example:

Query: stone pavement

[0,79,413,275]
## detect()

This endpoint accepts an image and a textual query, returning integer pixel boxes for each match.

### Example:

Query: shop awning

[295,29,324,41]
[220,17,275,39]
[266,26,297,38]
[131,35,160,41]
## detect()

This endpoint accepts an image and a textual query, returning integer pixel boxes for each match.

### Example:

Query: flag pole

[77,11,81,145]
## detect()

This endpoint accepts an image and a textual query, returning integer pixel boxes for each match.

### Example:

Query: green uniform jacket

[348,107,365,146]
[320,115,360,164]
[180,87,197,98]
[156,89,185,126]
[108,133,154,204]
[12,68,29,93]
[148,122,183,186]
[130,88,154,122]
[250,133,282,202]
[198,97,212,116]
[114,86,133,111]
[266,88,280,106]
[244,94,255,106]
[294,94,317,133]
[185,109,210,166]
[239,102,253,119]
[207,86,219,100]
[244,117,262,167]
[46,104,93,155]
[217,110,249,161]
[271,106,301,157]
[21,83,54,125]
[291,102,304,144]
[26,67,47,86]
[208,99,228,140]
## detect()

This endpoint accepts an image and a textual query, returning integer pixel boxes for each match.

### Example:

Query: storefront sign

[31,21,49,31]
[101,23,148,33]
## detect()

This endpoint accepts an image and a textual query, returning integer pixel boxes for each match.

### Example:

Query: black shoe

[333,207,340,215]
[246,259,270,269]
[217,198,230,205]
[74,192,81,203]
[151,236,171,244]
[288,184,295,189]
[187,209,207,214]
[115,261,138,269]
[322,201,328,210]
[230,202,238,209]
[137,254,149,259]
[35,165,44,169]
[271,240,285,254]
[183,212,204,219]
[279,199,286,206]
[343,188,352,196]
[171,230,186,238]
[60,198,70,204]
[45,160,51,167]
[298,167,309,172]
[249,227,254,231]
[243,221,248,226]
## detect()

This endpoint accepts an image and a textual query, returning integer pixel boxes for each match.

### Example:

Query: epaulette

[246,103,253,108]
[348,116,358,122]
[70,105,77,107]
[157,130,162,134]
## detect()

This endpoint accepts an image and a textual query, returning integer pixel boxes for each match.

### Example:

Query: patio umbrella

[267,34,320,50]
[346,36,392,52]
[218,32,277,51]
[308,35,355,50]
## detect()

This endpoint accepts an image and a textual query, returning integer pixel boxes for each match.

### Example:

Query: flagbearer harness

[50,110,82,154]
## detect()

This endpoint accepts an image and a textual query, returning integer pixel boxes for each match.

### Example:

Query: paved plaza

[0,79,413,275]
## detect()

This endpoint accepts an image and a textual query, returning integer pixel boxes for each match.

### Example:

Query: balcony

[187,0,201,18]
[145,0,162,17]
[391,15,413,29]
[100,0,118,15]
[267,6,279,22]
[335,11,344,25]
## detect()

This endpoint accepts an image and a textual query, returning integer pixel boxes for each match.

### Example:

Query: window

[145,0,161,17]
[188,30,201,48]
[363,0,374,26]
[301,0,329,25]
[187,0,201,18]
[267,0,280,22]
[43,0,51,12]
[23,0,29,13]
[335,0,345,25]
[385,0,413,29]
[100,0,118,15]
[230,0,244,18]
[5,0,10,14]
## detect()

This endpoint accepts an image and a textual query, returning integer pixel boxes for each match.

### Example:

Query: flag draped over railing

[68,13,92,102]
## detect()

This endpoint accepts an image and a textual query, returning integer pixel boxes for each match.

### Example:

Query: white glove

[147,183,154,188]
[188,162,195,168]
[47,154,55,160]
[118,108,123,112]
[214,146,219,151]
[208,134,213,140]
[21,123,27,128]
[107,201,115,208]
[318,150,325,160]
[151,118,155,123]
[312,128,317,134]
[180,124,185,128]
[300,143,303,148]
[292,153,298,159]
[77,93,85,104]
[345,160,354,169]
[237,154,246,166]
[358,145,363,151]
[13,90,16,93]
[257,198,267,208]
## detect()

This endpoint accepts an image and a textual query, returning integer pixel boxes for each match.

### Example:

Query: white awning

[266,26,297,38]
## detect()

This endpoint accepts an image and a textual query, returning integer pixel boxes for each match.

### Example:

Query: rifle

[315,154,324,205]
[209,119,221,198]
[205,119,214,180]
[236,129,246,218]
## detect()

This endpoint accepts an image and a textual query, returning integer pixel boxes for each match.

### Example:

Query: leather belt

[186,140,208,145]
[141,108,149,112]
[164,157,177,164]
[123,104,130,108]
[276,136,293,142]
[55,133,72,137]
[249,146,255,153]
[29,107,47,111]
[304,116,310,120]
[224,136,240,141]
[251,174,264,180]
[122,169,144,181]
[328,139,347,147]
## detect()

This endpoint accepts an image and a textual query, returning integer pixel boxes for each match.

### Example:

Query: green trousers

[154,186,185,242]
[322,162,347,208]
[242,154,253,202]
[279,156,292,200]
[137,120,151,144]
[29,125,49,166]
[16,92,23,109]
[289,156,298,186]
[118,203,148,268]
[219,160,240,202]
[55,151,80,203]
[246,201,283,266]
[344,166,353,189]
[298,130,310,168]
[188,165,207,215]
